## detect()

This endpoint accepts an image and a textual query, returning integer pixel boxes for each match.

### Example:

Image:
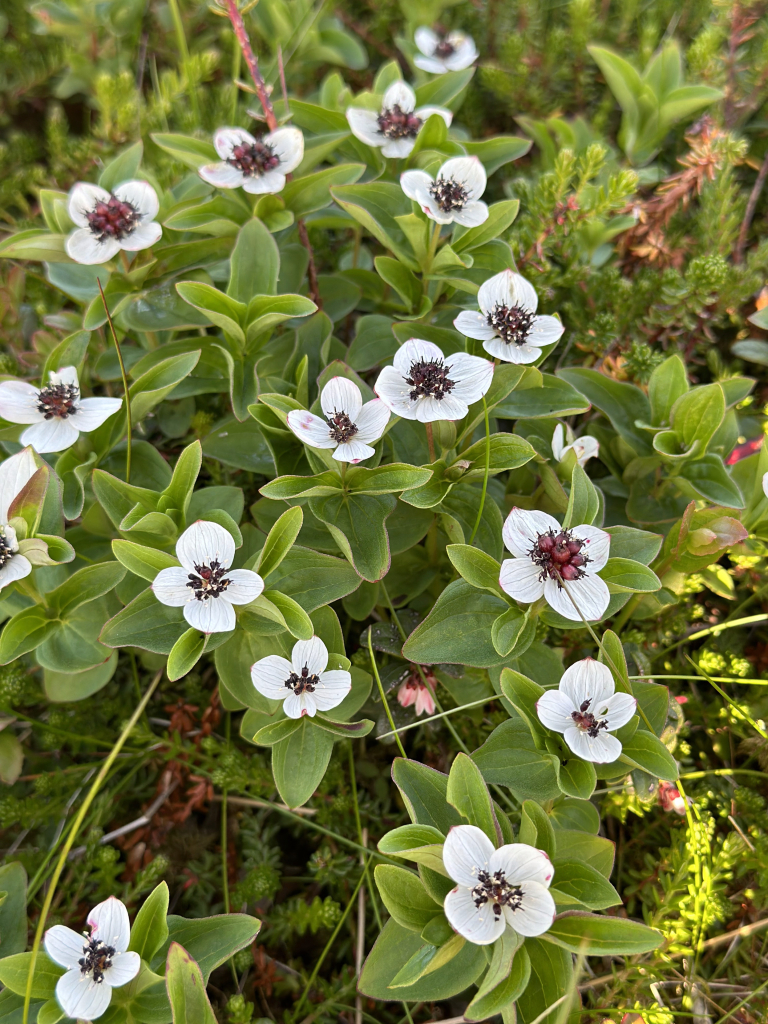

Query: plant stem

[425,422,435,462]
[377,696,494,738]
[224,0,277,130]
[468,396,489,545]
[98,277,132,484]
[167,0,199,120]
[368,628,406,758]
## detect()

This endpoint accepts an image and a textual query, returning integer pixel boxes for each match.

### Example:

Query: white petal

[213,127,256,160]
[763,470,768,499]
[21,417,79,453]
[564,726,622,764]
[0,381,43,425]
[559,658,615,709]
[439,156,486,200]
[414,26,439,57]
[499,557,545,604]
[222,569,264,605]
[529,314,563,345]
[502,508,561,558]
[284,689,316,718]
[478,270,515,315]
[113,181,159,222]
[152,566,194,608]
[313,669,352,711]
[504,881,555,937]
[354,399,390,443]
[68,182,110,228]
[291,636,328,676]
[400,170,434,205]
[251,655,294,700]
[44,926,86,969]
[66,228,121,265]
[414,55,449,74]
[454,310,496,341]
[51,366,79,388]
[414,393,468,423]
[242,169,286,195]
[421,198,455,224]
[393,338,445,374]
[333,439,376,463]
[373,366,415,419]
[545,573,610,622]
[383,80,416,114]
[414,106,453,127]
[56,968,112,1021]
[88,897,131,952]
[199,162,248,189]
[483,337,542,364]
[381,137,417,159]
[536,689,577,734]
[490,844,554,888]
[451,201,489,228]
[445,352,494,404]
[184,595,235,633]
[346,108,384,148]
[506,273,539,314]
[287,409,337,449]
[266,126,304,174]
[572,436,599,466]
[0,448,39,522]
[444,36,478,70]
[445,885,504,945]
[106,951,140,987]
[119,220,162,252]
[601,692,637,731]
[321,377,363,421]
[570,524,610,572]
[551,424,565,461]
[176,520,235,572]
[73,397,123,431]
[0,554,32,590]
[443,824,494,886]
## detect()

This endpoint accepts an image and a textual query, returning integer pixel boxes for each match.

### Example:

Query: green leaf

[150,132,217,169]
[283,163,365,217]
[0,732,23,785]
[48,562,127,618]
[544,911,662,955]
[600,557,661,593]
[555,756,597,801]
[43,652,118,703]
[129,882,170,962]
[99,140,143,191]
[557,368,652,454]
[494,373,590,420]
[458,433,536,476]
[414,67,475,109]
[452,200,521,253]
[263,545,360,611]
[165,942,217,1024]
[375,865,441,932]
[550,861,621,910]
[403,579,507,668]
[519,799,556,857]
[0,230,69,262]
[620,730,678,780]
[167,629,210,681]
[670,383,725,453]
[0,953,62,999]
[681,454,744,508]
[375,255,421,311]
[377,824,448,876]
[473,719,560,803]
[331,182,418,269]
[100,587,187,654]
[346,463,432,495]
[175,282,246,343]
[227,218,279,301]
[391,759,464,833]
[516,937,571,1024]
[491,607,535,659]
[130,351,201,422]
[262,590,314,640]
[0,607,58,664]
[465,935,530,1021]
[446,752,501,845]
[563,463,600,528]
[553,829,614,878]
[271,717,335,808]
[256,506,303,577]
[0,862,27,956]
[152,914,261,983]
[446,544,504,597]
[309,492,396,582]
[648,354,688,426]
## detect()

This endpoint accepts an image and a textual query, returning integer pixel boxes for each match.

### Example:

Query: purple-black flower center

[487,303,535,346]
[86,195,139,241]
[377,104,423,140]
[37,383,79,420]
[227,140,281,177]
[529,529,589,586]
[0,529,14,569]
[428,176,468,212]
[434,38,456,58]
[405,358,455,402]
[471,869,524,918]
[186,559,231,601]
[571,697,609,738]
[79,936,116,983]
[285,664,319,696]
[327,411,358,444]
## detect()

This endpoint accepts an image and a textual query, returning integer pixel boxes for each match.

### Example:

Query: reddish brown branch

[736,149,768,264]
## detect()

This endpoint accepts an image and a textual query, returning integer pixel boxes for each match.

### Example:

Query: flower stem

[368,628,406,758]
[224,0,277,130]
[425,421,435,462]
[468,396,490,545]
[98,277,132,484]
[22,670,162,1024]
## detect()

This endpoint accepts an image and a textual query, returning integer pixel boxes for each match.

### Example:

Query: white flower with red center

[400,155,488,227]
[375,339,493,423]
[414,26,478,74]
[346,81,452,159]
[552,424,599,467]
[0,366,122,454]
[152,520,264,634]
[44,896,140,1021]
[397,674,435,716]
[0,448,42,591]
[454,270,564,364]
[66,181,161,265]
[536,658,637,763]
[251,636,352,719]
[286,377,389,464]
[199,126,304,194]
[443,825,555,945]
[499,508,611,622]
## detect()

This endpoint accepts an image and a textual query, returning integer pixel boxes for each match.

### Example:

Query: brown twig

[735,149,768,263]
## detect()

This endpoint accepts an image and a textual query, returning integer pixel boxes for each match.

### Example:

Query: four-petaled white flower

[346,81,452,159]
[499,508,611,622]
[44,896,140,1022]
[375,339,493,423]
[552,424,599,467]
[0,448,41,591]
[401,155,488,226]
[66,181,161,265]
[286,377,390,464]
[414,26,478,74]
[0,366,122,454]
[454,270,564,364]
[251,636,352,719]
[537,658,637,763]
[152,520,263,634]
[199,127,304,194]
[443,825,556,946]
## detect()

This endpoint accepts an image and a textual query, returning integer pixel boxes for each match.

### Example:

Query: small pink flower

[397,674,435,716]
[659,781,686,816]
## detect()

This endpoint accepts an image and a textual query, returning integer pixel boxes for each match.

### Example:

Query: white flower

[44,896,140,1021]
[552,424,599,467]
[66,181,161,265]
[762,469,768,499]
[454,270,564,364]
[443,825,555,946]
[374,338,493,423]
[346,81,452,159]
[199,127,304,194]
[286,377,390,464]
[0,448,42,592]
[400,155,488,227]
[152,520,264,634]
[251,636,352,719]
[499,508,611,622]
[414,26,478,74]
[537,658,637,763]
[0,366,122,454]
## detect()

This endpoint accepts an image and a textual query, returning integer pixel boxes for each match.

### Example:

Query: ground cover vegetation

[0,0,767,1021]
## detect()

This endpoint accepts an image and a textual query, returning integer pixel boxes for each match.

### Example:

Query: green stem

[22,671,162,1024]
[468,396,490,545]
[687,655,768,739]
[649,612,768,662]
[368,629,406,758]
[377,696,493,739]
[167,0,199,120]
[98,277,132,484]
[611,593,640,634]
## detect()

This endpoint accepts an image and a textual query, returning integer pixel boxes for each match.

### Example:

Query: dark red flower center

[487,303,535,346]
[428,177,468,212]
[471,870,524,918]
[37,382,79,420]
[570,697,609,738]
[227,140,281,177]
[79,937,116,983]
[327,411,358,444]
[405,358,455,401]
[285,664,319,695]
[377,104,423,140]
[0,530,14,568]
[86,195,139,241]
[434,38,456,58]
[529,529,589,585]
[186,559,231,601]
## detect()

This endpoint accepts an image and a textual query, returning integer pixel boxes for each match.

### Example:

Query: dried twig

[212,793,316,816]
[735,149,768,264]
